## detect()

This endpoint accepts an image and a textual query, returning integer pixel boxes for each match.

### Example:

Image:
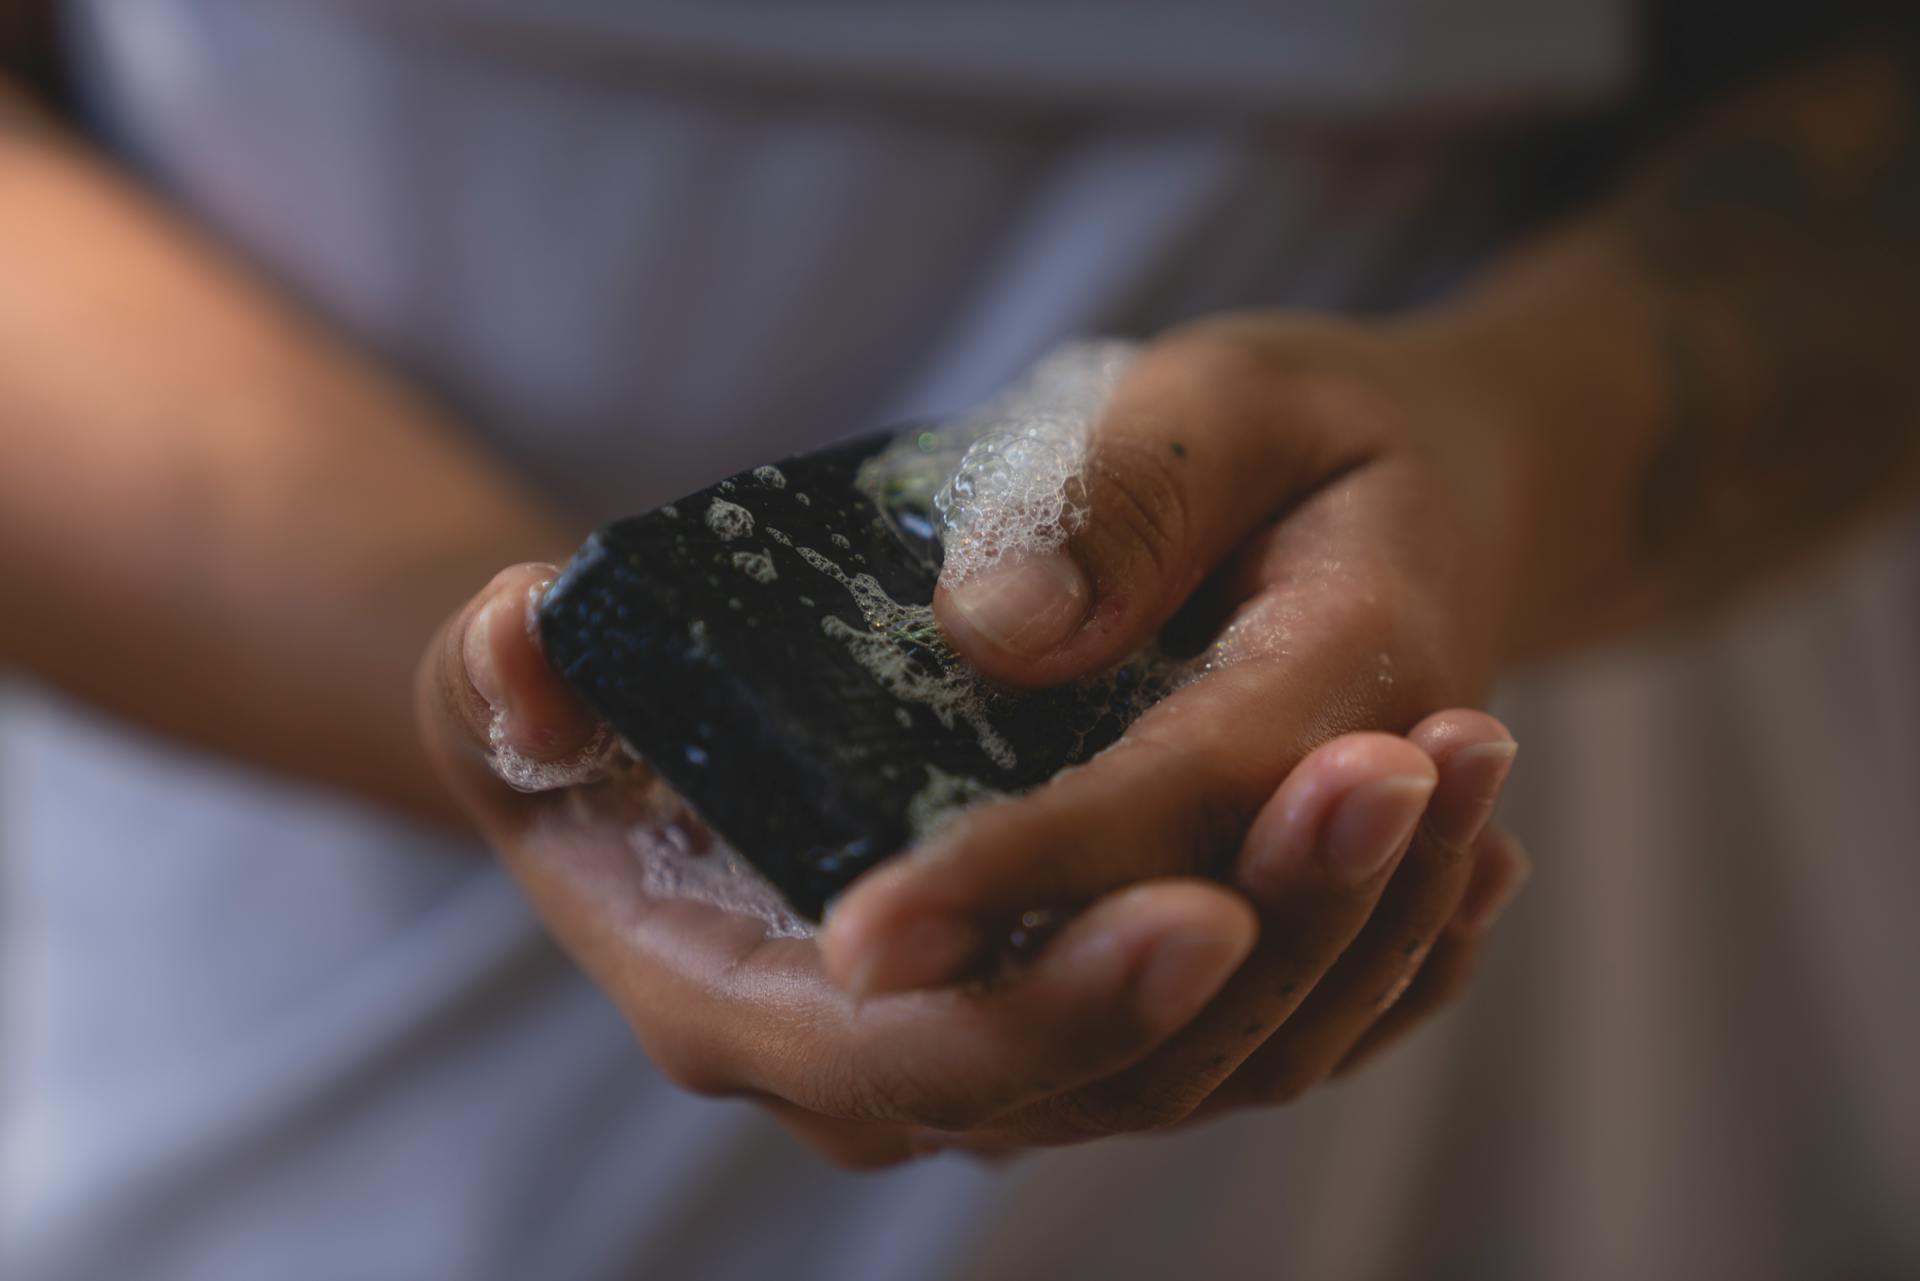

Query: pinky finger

[1332,826,1530,1076]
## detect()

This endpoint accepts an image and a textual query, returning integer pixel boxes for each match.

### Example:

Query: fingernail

[1434,740,1518,845]
[463,595,507,711]
[1456,740,1518,787]
[846,916,980,1000]
[1134,926,1252,1025]
[944,552,1090,658]
[1322,775,1434,886]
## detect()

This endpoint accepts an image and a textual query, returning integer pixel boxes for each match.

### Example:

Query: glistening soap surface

[537,345,1173,918]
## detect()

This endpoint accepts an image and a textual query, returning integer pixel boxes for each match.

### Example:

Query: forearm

[1403,40,1920,657]
[0,93,570,824]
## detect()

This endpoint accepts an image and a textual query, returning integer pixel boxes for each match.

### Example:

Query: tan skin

[7,8,1918,1166]
[0,14,1521,1167]
[422,42,1920,1161]
[429,560,1525,1159]
[0,64,568,824]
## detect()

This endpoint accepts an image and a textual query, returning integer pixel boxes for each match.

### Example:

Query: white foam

[607,341,1197,925]
[796,544,1017,770]
[934,340,1137,583]
[484,578,623,792]
[486,712,620,794]
[705,498,754,541]
[906,765,1007,841]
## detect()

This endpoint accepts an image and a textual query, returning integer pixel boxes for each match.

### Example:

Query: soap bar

[537,431,1153,919]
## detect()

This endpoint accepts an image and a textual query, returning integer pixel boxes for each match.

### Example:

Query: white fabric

[4,2,1916,1278]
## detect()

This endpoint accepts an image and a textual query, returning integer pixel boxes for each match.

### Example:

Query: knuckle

[1135,324,1279,401]
[1084,435,1191,586]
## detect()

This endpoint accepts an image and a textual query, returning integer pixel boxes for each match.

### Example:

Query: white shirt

[6,3,1916,1278]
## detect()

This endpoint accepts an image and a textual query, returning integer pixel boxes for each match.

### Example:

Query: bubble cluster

[485,712,620,794]
[796,545,1017,770]
[485,578,624,792]
[906,765,1008,841]
[619,340,1223,923]
[934,340,1138,583]
[705,498,754,541]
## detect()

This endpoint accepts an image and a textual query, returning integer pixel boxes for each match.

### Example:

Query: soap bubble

[485,712,620,793]
[934,340,1137,582]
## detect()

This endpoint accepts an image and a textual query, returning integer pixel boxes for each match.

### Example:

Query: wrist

[1380,225,1677,659]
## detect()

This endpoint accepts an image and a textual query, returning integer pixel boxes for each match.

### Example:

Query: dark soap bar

[537,431,1149,919]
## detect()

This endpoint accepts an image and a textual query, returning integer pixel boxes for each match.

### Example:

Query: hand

[817,314,1532,1133]
[418,561,1527,1166]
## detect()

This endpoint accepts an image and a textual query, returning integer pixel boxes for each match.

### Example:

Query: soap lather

[537,345,1168,919]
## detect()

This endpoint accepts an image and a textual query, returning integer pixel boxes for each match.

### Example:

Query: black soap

[537,431,1151,919]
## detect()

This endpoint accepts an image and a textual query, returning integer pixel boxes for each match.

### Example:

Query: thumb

[935,326,1374,686]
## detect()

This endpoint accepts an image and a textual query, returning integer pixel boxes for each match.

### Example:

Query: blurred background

[3,2,1917,1279]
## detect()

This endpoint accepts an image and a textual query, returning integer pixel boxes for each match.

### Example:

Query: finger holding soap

[934,319,1385,689]
[463,562,604,762]
[418,562,614,830]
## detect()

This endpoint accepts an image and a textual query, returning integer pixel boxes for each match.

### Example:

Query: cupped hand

[418,558,1525,1167]
[817,314,1532,1134]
